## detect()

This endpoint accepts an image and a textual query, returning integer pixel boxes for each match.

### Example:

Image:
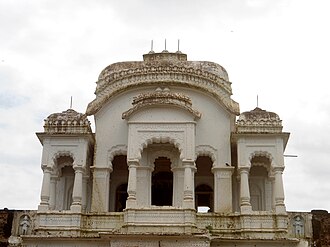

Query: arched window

[249,165,269,211]
[109,155,128,212]
[61,165,74,210]
[195,184,213,212]
[53,156,74,211]
[152,157,173,206]
[115,183,128,212]
[250,183,262,211]
[195,156,214,212]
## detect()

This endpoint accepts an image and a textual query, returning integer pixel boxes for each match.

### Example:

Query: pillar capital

[238,166,250,174]
[273,166,285,173]
[41,163,53,172]
[73,165,86,173]
[91,166,112,173]
[182,159,195,166]
[127,159,139,168]
[212,166,234,175]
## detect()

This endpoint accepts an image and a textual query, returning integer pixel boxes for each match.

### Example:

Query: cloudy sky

[1,0,330,212]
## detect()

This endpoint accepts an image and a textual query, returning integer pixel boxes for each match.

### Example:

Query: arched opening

[115,183,128,212]
[152,157,173,206]
[195,156,214,212]
[195,184,213,212]
[249,155,271,211]
[250,183,262,211]
[53,156,74,211]
[109,155,128,212]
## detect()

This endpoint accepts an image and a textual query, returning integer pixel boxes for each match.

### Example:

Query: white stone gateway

[9,49,312,247]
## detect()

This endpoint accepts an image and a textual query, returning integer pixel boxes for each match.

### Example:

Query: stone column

[239,167,252,213]
[49,176,57,210]
[273,167,286,214]
[71,165,85,212]
[82,176,89,211]
[172,166,184,207]
[137,165,152,207]
[91,167,112,212]
[182,160,196,209]
[126,159,138,208]
[38,164,52,212]
[212,166,234,213]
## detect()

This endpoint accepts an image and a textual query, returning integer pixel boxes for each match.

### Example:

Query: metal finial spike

[257,95,259,108]
[70,96,73,109]
[178,39,180,52]
[151,40,153,52]
[165,39,167,50]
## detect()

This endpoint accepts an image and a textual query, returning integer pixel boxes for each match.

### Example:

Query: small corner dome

[46,109,87,122]
[44,109,91,134]
[238,107,281,123]
[236,107,282,133]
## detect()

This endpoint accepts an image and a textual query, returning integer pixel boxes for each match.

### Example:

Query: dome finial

[162,38,168,53]
[257,94,259,108]
[70,96,73,109]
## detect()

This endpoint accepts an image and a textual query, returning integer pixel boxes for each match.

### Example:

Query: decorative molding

[52,151,76,166]
[122,88,201,120]
[107,144,128,169]
[249,151,273,165]
[195,145,217,163]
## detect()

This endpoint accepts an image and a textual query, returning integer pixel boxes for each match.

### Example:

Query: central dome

[86,50,239,116]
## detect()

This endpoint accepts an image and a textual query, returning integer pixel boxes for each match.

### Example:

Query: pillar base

[126,198,137,209]
[240,204,252,214]
[275,204,286,214]
[182,199,194,209]
[70,204,82,212]
[38,204,49,212]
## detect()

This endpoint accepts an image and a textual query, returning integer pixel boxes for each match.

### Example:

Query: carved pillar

[239,167,252,213]
[38,164,52,211]
[126,159,138,208]
[82,176,89,211]
[273,167,286,214]
[49,176,58,210]
[270,175,275,210]
[212,166,234,212]
[182,160,195,209]
[137,165,152,207]
[172,166,184,207]
[91,167,112,212]
[71,165,85,212]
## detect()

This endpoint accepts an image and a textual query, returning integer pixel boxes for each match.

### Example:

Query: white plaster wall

[177,87,235,166]
[93,86,235,168]
[237,136,285,168]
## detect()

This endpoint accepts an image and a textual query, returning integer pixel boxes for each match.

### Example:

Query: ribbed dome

[236,107,282,133]
[44,109,91,134]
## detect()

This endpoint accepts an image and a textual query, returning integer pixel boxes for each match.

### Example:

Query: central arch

[137,143,182,207]
[152,157,173,206]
